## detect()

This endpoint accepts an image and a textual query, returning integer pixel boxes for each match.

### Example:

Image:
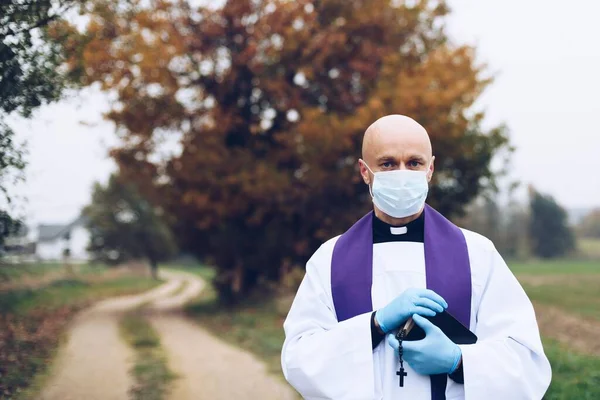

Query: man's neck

[374,207,423,227]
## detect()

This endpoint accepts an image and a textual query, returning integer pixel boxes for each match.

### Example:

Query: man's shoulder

[458,227,497,253]
[302,235,342,290]
[310,234,342,261]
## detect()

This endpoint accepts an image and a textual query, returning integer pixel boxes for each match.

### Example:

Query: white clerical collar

[390,226,408,235]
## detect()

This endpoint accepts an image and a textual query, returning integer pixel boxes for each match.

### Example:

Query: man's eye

[382,162,393,168]
[408,160,421,168]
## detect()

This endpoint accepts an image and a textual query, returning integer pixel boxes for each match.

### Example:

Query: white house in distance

[34,216,91,263]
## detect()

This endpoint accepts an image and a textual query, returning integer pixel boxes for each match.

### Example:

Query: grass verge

[510,259,600,275]
[0,269,161,399]
[163,264,216,282]
[120,313,177,400]
[523,279,600,322]
[512,259,600,321]
[544,338,600,399]
[0,262,63,283]
[0,263,107,286]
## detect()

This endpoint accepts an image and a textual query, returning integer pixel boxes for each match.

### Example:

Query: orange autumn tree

[59,0,509,302]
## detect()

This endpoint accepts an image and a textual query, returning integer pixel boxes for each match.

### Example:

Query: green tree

[84,174,178,279]
[528,188,575,259]
[63,0,511,301]
[0,0,77,115]
[1,0,79,244]
[0,130,25,246]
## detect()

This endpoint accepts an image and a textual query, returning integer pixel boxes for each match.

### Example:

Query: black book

[402,310,477,345]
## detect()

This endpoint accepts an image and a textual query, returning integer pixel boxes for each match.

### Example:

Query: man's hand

[387,314,462,375]
[375,288,447,333]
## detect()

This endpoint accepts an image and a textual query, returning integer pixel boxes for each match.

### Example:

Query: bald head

[359,114,434,184]
[362,115,432,160]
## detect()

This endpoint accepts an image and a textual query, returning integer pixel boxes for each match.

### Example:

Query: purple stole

[331,204,472,400]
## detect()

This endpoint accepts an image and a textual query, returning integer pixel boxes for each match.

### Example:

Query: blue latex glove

[387,314,462,375]
[375,288,447,333]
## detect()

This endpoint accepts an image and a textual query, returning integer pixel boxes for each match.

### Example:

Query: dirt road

[38,270,296,400]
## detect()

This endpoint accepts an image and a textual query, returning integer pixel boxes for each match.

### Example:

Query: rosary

[395,317,416,387]
[395,327,407,387]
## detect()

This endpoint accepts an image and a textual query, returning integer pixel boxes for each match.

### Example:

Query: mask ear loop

[361,160,375,198]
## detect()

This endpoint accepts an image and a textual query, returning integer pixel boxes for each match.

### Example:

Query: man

[281,115,551,399]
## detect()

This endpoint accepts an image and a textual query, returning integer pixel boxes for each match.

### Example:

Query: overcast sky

[6,0,600,226]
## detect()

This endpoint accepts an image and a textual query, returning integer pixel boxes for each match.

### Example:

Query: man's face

[359,118,434,186]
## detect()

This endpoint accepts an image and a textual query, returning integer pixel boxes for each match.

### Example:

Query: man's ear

[427,156,435,182]
[359,159,371,185]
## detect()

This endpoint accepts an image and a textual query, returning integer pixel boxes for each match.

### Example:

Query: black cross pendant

[397,367,407,387]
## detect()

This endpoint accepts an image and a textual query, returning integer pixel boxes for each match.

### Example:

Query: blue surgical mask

[364,162,430,219]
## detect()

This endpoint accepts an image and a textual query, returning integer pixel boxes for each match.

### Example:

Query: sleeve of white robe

[459,246,552,400]
[281,243,375,400]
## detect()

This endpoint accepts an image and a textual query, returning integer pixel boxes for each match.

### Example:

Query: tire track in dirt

[38,270,296,400]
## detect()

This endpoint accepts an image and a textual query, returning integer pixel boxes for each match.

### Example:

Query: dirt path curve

[38,270,296,400]
[38,277,184,400]
[148,270,297,400]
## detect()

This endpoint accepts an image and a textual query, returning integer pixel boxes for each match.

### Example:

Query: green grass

[509,259,600,397]
[163,264,216,282]
[509,259,600,275]
[0,262,62,282]
[0,276,160,316]
[120,313,176,400]
[544,338,600,399]
[0,262,107,284]
[522,280,600,321]
[508,259,600,321]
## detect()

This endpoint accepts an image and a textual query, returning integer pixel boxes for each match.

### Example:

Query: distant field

[510,259,599,275]
[578,237,600,259]
[513,259,600,398]
[510,260,600,322]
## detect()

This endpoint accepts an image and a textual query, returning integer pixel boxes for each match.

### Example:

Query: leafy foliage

[528,188,575,259]
[0,0,78,115]
[63,0,511,300]
[1,0,81,245]
[84,174,178,278]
